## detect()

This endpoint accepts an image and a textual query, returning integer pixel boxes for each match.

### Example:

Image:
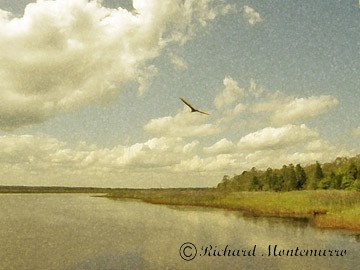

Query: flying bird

[179,97,210,115]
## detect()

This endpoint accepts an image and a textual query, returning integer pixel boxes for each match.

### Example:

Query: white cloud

[0,134,198,180]
[250,91,288,113]
[212,78,339,137]
[169,52,188,70]
[0,129,353,187]
[0,9,11,20]
[304,139,335,153]
[241,150,319,171]
[183,140,199,153]
[174,155,204,172]
[136,65,158,96]
[272,95,339,125]
[248,78,264,97]
[238,124,318,151]
[251,94,338,125]
[243,5,262,25]
[116,137,188,168]
[0,135,64,164]
[203,138,235,154]
[174,154,237,172]
[0,0,230,130]
[353,127,360,137]
[214,76,245,110]
[144,109,219,137]
[233,103,247,115]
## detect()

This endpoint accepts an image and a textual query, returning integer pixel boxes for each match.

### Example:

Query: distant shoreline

[0,185,211,193]
[0,185,113,193]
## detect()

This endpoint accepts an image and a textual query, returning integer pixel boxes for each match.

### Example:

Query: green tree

[314,161,324,180]
[295,164,307,189]
[328,171,342,189]
[264,168,274,190]
[283,164,297,191]
[270,172,280,191]
[271,174,284,192]
[250,176,262,191]
[218,175,230,190]
[348,162,358,180]
[341,163,358,190]
[352,179,360,191]
[341,175,354,190]
[318,177,331,189]
[308,161,324,189]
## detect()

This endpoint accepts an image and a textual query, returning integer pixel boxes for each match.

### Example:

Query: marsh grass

[107,189,360,231]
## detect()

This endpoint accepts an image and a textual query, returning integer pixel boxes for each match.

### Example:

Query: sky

[0,0,359,188]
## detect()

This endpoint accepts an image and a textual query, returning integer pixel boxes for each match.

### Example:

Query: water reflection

[68,252,145,270]
[354,234,360,243]
[0,194,358,270]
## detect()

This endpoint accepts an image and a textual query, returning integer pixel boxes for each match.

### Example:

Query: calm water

[0,194,359,270]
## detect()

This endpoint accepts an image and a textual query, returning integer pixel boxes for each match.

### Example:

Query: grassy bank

[106,189,360,231]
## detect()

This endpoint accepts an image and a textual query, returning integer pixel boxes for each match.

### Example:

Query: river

[0,194,358,269]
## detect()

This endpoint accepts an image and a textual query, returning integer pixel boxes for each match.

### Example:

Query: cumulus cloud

[136,65,158,96]
[169,52,188,70]
[243,5,262,25]
[183,140,199,153]
[211,77,339,134]
[203,138,236,154]
[353,127,360,137]
[304,139,335,153]
[174,154,237,172]
[251,94,338,126]
[115,137,191,168]
[238,124,318,151]
[0,135,64,164]
[0,129,353,187]
[214,76,245,110]
[248,78,264,97]
[272,95,339,125]
[0,134,198,176]
[0,133,244,186]
[0,0,231,130]
[241,150,323,172]
[144,109,219,137]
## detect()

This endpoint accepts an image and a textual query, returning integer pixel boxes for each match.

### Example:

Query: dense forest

[217,155,360,192]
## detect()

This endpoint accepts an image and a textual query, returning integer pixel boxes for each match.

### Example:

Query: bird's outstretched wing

[196,109,210,115]
[179,97,196,111]
[179,97,210,115]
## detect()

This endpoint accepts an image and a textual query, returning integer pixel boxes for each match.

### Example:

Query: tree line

[217,155,360,192]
